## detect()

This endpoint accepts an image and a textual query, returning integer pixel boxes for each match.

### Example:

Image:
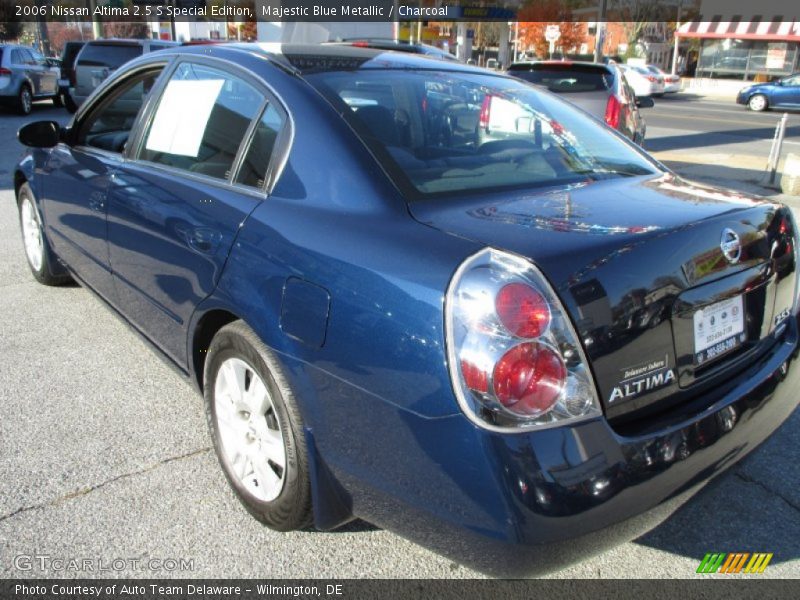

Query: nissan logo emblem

[720,228,742,264]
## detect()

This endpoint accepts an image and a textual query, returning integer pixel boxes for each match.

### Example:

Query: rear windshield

[508,64,613,92]
[308,70,657,198]
[78,44,142,68]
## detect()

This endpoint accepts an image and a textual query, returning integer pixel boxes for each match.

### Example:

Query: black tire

[16,183,72,286]
[17,85,32,115]
[52,94,63,108]
[64,93,78,114]
[204,321,313,531]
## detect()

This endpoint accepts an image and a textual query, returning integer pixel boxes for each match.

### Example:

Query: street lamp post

[593,0,608,63]
[671,0,683,75]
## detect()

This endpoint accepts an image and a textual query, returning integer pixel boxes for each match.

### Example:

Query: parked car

[618,63,664,97]
[14,44,800,577]
[330,38,459,62]
[70,39,177,109]
[506,61,652,145]
[645,64,681,93]
[736,73,800,111]
[57,41,86,113]
[0,44,60,114]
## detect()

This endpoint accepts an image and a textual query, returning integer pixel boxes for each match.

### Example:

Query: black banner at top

[1,0,799,24]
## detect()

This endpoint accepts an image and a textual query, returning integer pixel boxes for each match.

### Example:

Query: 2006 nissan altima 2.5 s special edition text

[13,44,800,577]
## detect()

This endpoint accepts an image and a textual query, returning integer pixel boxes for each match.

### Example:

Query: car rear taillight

[479,95,492,130]
[646,75,657,82]
[446,248,601,431]
[605,94,621,129]
[0,68,12,76]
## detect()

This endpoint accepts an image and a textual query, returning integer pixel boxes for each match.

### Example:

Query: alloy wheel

[20,197,44,272]
[20,87,32,114]
[214,357,287,502]
[748,95,767,111]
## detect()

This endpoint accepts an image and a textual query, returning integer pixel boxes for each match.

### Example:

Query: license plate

[693,295,745,365]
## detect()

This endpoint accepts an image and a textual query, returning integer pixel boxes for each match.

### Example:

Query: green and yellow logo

[696,552,773,574]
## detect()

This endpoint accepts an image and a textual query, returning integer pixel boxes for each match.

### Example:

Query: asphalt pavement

[0,99,798,580]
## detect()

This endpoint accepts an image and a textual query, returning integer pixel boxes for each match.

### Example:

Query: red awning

[676,20,800,42]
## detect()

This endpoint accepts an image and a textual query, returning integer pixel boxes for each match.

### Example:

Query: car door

[41,65,168,302]
[771,75,800,108]
[105,59,289,366]
[31,50,58,95]
[19,49,45,95]
[10,49,30,91]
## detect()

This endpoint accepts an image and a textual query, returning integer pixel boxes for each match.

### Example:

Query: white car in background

[646,64,681,93]
[618,64,664,97]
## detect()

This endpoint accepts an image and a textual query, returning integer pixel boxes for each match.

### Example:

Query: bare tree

[0,2,24,41]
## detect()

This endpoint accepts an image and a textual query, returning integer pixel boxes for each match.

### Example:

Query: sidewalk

[651,149,800,209]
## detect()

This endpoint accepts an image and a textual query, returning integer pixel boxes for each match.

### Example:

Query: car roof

[84,38,178,46]
[207,43,486,75]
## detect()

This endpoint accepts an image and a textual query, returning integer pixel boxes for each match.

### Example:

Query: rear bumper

[339,319,799,576]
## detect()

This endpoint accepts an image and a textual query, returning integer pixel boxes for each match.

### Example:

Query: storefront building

[677,20,800,81]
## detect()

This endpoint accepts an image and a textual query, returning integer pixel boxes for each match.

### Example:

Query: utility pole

[88,0,102,39]
[593,0,608,63]
[35,0,50,55]
[671,0,683,75]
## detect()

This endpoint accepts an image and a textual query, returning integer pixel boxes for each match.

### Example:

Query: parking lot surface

[1,102,799,579]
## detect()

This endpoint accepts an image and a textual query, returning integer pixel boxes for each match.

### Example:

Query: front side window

[139,63,265,180]
[79,69,162,153]
[309,70,657,198]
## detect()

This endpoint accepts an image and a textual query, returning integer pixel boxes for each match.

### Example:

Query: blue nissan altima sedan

[14,44,800,576]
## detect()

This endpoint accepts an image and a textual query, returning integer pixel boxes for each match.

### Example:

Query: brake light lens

[0,68,12,76]
[647,75,657,82]
[479,95,492,130]
[496,283,550,338]
[605,94,621,129]
[446,248,601,431]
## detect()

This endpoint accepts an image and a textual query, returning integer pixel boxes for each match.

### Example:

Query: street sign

[545,25,561,43]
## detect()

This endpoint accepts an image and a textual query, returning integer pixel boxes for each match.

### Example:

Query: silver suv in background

[0,44,60,114]
[506,61,653,146]
[71,39,177,109]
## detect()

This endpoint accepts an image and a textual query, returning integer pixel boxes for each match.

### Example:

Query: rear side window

[0,48,4,65]
[139,62,265,181]
[513,65,613,93]
[79,44,142,69]
[235,103,286,188]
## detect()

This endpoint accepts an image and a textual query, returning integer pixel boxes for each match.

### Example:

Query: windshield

[309,70,658,198]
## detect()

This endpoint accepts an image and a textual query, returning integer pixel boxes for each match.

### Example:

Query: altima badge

[720,228,742,264]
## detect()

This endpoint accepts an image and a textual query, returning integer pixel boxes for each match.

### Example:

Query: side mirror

[636,96,655,108]
[18,121,62,148]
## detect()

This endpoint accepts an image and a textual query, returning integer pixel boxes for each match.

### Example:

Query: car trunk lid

[411,174,797,420]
